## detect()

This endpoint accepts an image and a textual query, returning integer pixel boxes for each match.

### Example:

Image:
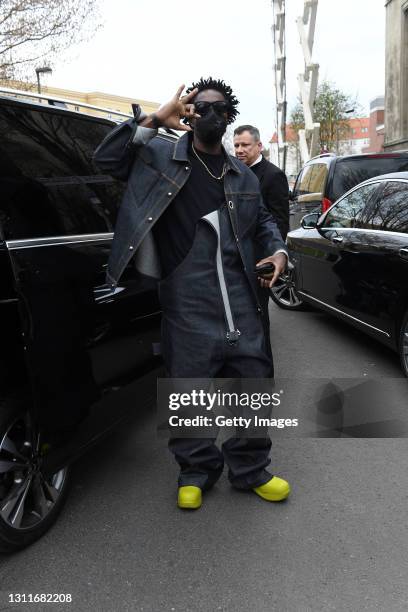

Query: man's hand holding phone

[255,252,288,288]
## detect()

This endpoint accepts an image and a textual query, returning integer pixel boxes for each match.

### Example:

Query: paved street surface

[1,303,408,612]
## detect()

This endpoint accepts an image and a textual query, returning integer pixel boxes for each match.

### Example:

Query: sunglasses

[194,101,230,116]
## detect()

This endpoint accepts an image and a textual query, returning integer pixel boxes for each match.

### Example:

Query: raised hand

[153,84,200,132]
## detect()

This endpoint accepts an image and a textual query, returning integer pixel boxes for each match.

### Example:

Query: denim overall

[159,202,274,490]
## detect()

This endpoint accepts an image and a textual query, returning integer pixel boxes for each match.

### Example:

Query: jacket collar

[173,133,241,174]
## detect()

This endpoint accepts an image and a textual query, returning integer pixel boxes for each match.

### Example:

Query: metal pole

[296,0,320,162]
[36,71,41,95]
[271,0,288,172]
[282,99,287,171]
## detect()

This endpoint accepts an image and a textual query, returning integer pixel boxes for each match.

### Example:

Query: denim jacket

[93,114,287,293]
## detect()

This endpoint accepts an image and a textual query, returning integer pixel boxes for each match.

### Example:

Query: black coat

[251,156,290,240]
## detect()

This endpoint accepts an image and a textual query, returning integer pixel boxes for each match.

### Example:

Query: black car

[272,172,408,377]
[290,151,408,229]
[0,88,171,552]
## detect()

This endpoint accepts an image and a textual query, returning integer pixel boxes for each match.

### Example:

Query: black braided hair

[186,77,239,125]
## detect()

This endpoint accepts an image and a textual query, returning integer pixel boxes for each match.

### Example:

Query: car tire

[0,396,70,553]
[399,310,408,378]
[270,265,305,311]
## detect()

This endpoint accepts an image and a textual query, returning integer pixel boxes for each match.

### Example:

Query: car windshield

[331,157,408,202]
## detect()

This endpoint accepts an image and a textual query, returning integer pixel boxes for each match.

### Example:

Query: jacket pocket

[236,194,258,235]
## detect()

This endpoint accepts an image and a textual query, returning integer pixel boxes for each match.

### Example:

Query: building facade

[362,97,385,153]
[384,0,408,150]
[269,125,301,184]
[1,81,159,119]
[338,118,370,156]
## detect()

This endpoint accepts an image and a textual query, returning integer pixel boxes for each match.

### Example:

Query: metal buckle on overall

[226,329,241,345]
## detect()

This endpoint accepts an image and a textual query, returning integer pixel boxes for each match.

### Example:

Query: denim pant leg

[168,437,224,490]
[221,437,272,489]
[221,346,274,490]
[163,313,226,490]
[257,285,274,363]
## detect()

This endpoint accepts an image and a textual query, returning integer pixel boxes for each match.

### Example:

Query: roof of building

[269,124,298,144]
[369,96,385,111]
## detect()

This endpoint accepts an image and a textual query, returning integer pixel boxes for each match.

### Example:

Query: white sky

[49,0,385,145]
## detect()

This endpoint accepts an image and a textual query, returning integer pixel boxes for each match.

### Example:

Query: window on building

[361,127,368,133]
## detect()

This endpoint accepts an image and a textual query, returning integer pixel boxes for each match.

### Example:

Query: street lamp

[35,66,52,95]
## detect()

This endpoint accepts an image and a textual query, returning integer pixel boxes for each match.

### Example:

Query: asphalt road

[1,303,407,612]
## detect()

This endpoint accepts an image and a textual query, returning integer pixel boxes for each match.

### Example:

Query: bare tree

[0,0,101,82]
[290,80,362,155]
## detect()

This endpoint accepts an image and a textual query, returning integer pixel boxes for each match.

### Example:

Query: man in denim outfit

[94,78,291,509]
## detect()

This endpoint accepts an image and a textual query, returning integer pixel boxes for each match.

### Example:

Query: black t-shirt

[153,139,226,278]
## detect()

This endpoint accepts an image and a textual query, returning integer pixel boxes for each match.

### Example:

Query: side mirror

[301,212,320,229]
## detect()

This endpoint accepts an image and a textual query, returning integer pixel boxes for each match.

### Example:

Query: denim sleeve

[93,115,158,181]
[255,195,288,258]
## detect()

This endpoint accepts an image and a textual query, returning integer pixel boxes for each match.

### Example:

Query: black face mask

[193,107,227,145]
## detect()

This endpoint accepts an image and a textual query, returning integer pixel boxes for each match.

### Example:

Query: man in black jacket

[233,125,289,239]
[234,125,290,359]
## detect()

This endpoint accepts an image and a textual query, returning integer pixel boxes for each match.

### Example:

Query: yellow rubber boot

[178,486,202,509]
[253,476,291,502]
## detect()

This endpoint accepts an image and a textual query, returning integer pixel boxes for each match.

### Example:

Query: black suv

[290,151,408,228]
[0,88,169,552]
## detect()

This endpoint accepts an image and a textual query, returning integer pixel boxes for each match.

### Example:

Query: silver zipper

[202,210,241,344]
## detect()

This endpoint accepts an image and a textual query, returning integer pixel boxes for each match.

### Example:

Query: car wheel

[399,310,408,378]
[0,397,70,553]
[270,265,305,310]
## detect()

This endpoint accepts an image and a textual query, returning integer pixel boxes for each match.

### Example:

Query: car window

[308,163,328,194]
[331,157,408,202]
[0,103,125,240]
[322,183,380,229]
[359,181,408,233]
[293,164,315,196]
[292,169,303,197]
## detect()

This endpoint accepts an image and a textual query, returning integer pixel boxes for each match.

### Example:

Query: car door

[297,181,382,308]
[336,179,408,342]
[0,100,161,434]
